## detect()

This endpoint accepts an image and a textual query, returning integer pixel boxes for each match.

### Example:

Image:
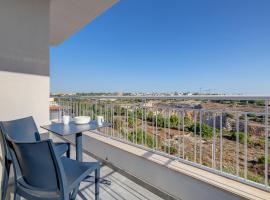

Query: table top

[41,120,110,136]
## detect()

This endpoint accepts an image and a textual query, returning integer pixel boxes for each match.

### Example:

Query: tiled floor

[68,144,163,200]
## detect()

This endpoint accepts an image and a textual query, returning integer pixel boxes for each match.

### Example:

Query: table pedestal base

[76,132,111,185]
[83,175,111,185]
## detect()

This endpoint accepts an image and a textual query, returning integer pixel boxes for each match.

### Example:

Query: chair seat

[54,142,69,156]
[61,157,100,192]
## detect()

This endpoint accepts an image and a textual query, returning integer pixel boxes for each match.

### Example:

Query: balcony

[1,95,270,199]
[42,95,270,199]
[2,1,270,199]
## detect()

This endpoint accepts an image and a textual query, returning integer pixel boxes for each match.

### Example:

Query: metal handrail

[51,95,270,101]
[50,96,270,192]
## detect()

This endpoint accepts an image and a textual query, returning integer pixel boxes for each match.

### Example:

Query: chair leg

[95,169,100,200]
[1,159,11,200]
[66,144,70,158]
[70,185,79,200]
[13,193,20,200]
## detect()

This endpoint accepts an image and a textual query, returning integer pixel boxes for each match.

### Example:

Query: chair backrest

[0,116,40,142]
[6,138,66,192]
[0,127,11,162]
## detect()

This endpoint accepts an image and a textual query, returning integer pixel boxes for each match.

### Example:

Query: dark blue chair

[0,127,12,200]
[6,137,100,200]
[0,116,70,157]
[0,116,70,200]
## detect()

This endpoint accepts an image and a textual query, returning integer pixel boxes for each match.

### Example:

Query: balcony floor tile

[56,135,164,200]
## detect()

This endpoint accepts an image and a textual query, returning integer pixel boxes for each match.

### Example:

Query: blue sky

[50,0,270,95]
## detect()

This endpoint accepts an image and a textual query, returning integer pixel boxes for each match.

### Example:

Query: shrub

[247,113,264,123]
[154,114,165,127]
[128,117,134,127]
[247,113,256,118]
[230,131,246,144]
[188,123,214,138]
[146,111,154,121]
[120,107,127,116]
[226,113,234,119]
[239,115,245,120]
[257,156,270,164]
[248,138,264,147]
[223,166,264,184]
[136,108,143,118]
[128,129,156,148]
[169,114,179,129]
[113,118,121,130]
[255,100,265,106]
[161,145,177,155]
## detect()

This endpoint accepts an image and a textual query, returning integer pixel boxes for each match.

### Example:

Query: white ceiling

[50,0,118,45]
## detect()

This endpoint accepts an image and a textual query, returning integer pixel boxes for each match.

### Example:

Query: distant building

[183,92,192,96]
[116,92,123,96]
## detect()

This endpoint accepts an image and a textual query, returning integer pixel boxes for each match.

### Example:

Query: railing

[50,95,270,191]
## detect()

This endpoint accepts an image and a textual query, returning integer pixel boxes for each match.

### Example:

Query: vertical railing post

[178,111,181,158]
[244,113,248,180]
[135,106,138,144]
[141,100,144,145]
[145,105,147,146]
[133,106,135,143]
[68,97,71,116]
[105,104,107,135]
[126,105,128,141]
[212,113,216,169]
[164,110,167,153]
[95,101,97,120]
[78,101,81,116]
[220,112,223,172]
[236,113,240,176]
[90,101,93,120]
[182,111,185,159]
[168,109,171,155]
[58,97,61,122]
[265,100,269,187]
[100,101,102,118]
[119,99,122,139]
[152,108,155,149]
[111,103,113,135]
[116,102,122,139]
[194,111,197,162]
[199,111,202,164]
[156,108,158,150]
[145,98,148,147]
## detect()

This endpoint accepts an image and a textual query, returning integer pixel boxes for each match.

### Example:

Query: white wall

[0,0,50,127]
[0,72,49,128]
